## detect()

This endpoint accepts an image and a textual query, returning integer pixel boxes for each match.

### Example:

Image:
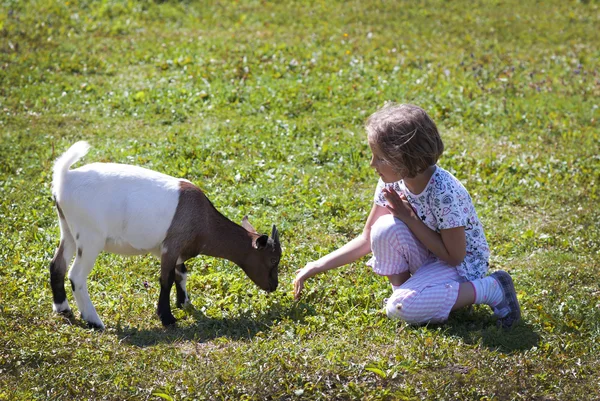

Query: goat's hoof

[57,309,74,318]
[160,314,177,327]
[177,301,193,311]
[53,300,71,314]
[86,321,105,331]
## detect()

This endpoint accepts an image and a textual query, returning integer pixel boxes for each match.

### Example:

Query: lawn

[1,0,599,399]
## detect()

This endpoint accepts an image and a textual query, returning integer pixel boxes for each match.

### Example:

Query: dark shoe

[490,270,521,329]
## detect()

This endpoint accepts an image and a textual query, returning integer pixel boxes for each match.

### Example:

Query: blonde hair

[366,103,444,178]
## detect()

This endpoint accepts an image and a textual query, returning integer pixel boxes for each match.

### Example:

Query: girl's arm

[293,203,389,300]
[382,187,466,266]
[404,218,466,266]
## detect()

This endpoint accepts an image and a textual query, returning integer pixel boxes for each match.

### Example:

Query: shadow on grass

[437,306,540,353]
[115,301,317,347]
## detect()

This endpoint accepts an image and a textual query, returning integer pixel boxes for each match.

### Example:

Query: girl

[293,104,521,328]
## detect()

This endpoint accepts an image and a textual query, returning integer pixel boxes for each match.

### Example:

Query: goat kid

[49,141,281,329]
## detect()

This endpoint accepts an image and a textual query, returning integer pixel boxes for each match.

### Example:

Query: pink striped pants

[367,214,466,324]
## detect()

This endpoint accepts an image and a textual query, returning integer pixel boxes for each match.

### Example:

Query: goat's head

[241,216,281,292]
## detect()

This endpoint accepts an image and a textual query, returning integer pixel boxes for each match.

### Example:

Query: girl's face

[368,139,402,183]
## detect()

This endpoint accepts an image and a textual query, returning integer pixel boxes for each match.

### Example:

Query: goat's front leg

[175,263,191,309]
[157,255,177,326]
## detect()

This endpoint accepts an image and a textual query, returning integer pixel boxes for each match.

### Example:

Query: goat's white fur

[175,269,190,307]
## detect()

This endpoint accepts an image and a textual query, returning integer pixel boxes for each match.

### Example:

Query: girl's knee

[385,298,405,320]
[385,291,418,323]
[385,290,443,325]
[386,301,423,324]
[371,215,410,246]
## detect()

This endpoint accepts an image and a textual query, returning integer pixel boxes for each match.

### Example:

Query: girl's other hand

[293,262,319,300]
[382,187,415,221]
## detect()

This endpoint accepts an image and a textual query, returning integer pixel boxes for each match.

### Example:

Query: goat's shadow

[422,306,540,353]
[116,302,316,347]
[115,303,539,353]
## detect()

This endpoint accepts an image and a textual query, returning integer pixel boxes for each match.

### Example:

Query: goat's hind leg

[68,233,105,330]
[175,262,191,309]
[50,205,76,315]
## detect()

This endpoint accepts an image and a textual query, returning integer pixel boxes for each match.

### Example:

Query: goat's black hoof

[86,321,105,331]
[58,309,74,318]
[176,301,193,311]
[160,314,177,327]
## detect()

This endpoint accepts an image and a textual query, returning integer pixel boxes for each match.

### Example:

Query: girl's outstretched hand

[382,187,415,221]
[293,262,319,300]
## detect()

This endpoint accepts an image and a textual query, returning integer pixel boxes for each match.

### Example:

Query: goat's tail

[52,141,90,195]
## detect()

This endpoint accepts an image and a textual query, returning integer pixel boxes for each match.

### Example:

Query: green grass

[1,0,599,399]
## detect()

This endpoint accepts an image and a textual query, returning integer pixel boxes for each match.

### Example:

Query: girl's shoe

[489,270,521,329]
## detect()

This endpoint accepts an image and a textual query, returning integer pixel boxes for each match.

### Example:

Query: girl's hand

[382,187,415,222]
[293,262,320,300]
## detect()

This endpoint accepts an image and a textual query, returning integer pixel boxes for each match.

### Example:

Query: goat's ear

[254,234,269,250]
[271,225,279,244]
[242,215,258,233]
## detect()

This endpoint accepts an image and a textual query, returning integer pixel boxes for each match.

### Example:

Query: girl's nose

[369,155,377,167]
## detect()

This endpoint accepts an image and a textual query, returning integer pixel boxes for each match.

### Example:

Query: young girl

[293,104,521,328]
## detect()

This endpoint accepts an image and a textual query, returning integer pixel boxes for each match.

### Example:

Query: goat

[49,141,281,329]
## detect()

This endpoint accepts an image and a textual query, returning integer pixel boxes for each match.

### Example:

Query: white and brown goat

[49,141,281,329]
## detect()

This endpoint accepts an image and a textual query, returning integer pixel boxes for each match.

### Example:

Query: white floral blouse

[374,165,490,280]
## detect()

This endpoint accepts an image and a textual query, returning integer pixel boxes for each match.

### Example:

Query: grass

[1,0,599,399]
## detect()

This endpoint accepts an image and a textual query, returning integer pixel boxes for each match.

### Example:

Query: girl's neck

[404,165,436,195]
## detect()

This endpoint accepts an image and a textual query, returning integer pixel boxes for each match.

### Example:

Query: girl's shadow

[435,306,540,352]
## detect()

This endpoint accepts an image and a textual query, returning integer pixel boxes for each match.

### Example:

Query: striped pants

[367,214,466,324]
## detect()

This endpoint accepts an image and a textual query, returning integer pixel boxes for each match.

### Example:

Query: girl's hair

[366,103,444,178]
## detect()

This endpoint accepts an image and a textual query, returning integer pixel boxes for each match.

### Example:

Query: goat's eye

[270,257,279,266]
